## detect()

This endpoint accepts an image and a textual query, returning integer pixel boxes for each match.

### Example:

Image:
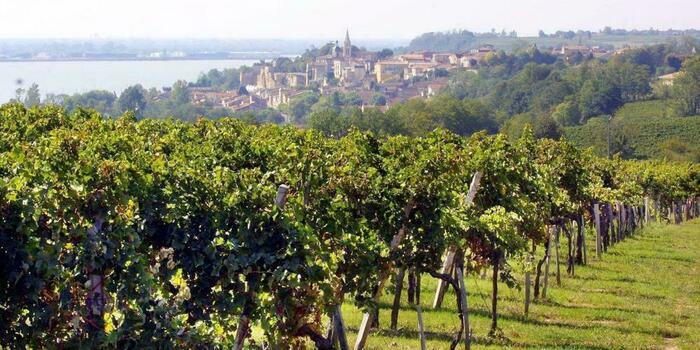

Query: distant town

[182,30,635,119]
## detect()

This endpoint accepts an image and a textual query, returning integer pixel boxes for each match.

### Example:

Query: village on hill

[185,30,620,119]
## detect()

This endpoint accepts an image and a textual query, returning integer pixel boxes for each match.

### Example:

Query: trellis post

[432,171,483,308]
[234,185,289,350]
[593,203,602,259]
[354,201,414,350]
[644,196,650,224]
[542,226,553,298]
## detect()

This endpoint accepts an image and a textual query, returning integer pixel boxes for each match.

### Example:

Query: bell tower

[343,29,352,58]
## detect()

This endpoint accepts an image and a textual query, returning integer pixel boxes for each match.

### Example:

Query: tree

[13,88,25,103]
[606,60,651,102]
[342,93,363,106]
[671,56,700,116]
[551,98,581,126]
[24,83,41,107]
[118,85,147,116]
[577,79,621,122]
[283,92,319,123]
[377,49,394,60]
[538,30,547,38]
[660,138,700,162]
[171,80,190,105]
[308,109,349,137]
[501,112,561,140]
[371,94,387,106]
[666,55,683,71]
[532,114,562,139]
[61,90,118,115]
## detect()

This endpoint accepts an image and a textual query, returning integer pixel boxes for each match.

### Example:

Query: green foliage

[282,92,319,124]
[342,220,700,349]
[50,90,119,116]
[551,97,581,126]
[24,83,41,107]
[371,94,387,106]
[441,48,653,135]
[660,138,700,162]
[671,56,700,116]
[502,113,561,140]
[564,100,700,159]
[171,80,190,105]
[306,95,498,138]
[405,28,700,53]
[117,84,147,116]
[193,67,242,90]
[0,104,697,348]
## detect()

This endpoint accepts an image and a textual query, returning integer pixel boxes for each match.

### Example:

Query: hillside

[563,100,700,160]
[404,31,700,53]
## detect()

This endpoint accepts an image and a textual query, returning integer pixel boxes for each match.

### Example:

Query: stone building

[375,61,409,83]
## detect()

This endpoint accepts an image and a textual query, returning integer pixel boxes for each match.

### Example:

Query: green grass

[340,220,700,349]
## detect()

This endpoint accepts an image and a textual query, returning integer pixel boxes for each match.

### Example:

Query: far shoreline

[0,56,298,63]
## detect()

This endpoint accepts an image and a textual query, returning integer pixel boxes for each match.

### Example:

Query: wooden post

[618,203,625,241]
[432,249,456,308]
[86,216,106,335]
[407,270,415,305]
[354,202,414,350]
[554,225,561,286]
[682,203,687,222]
[542,226,552,299]
[644,196,650,224]
[489,251,500,334]
[564,222,574,276]
[669,202,674,224]
[581,215,587,265]
[432,171,483,309]
[326,315,335,345]
[234,185,289,350]
[654,198,661,222]
[593,204,602,259]
[609,203,616,245]
[416,306,427,350]
[390,268,406,330]
[415,273,421,305]
[674,201,681,224]
[274,184,290,209]
[334,305,350,350]
[623,204,628,237]
[233,315,251,350]
[524,253,532,316]
[457,266,470,350]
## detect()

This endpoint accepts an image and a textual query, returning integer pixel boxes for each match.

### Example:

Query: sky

[1,0,699,39]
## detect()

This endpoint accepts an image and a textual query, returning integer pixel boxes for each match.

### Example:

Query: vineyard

[1,104,699,349]
[563,100,700,160]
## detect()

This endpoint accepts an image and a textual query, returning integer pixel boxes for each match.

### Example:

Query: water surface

[0,59,259,103]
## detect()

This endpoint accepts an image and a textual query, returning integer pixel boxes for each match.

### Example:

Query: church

[307,30,379,88]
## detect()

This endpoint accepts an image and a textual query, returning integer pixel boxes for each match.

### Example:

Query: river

[0,59,261,103]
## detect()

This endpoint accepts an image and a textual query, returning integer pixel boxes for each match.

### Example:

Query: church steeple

[343,29,352,58]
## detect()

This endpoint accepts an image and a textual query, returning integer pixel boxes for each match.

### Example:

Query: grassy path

[341,220,700,349]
